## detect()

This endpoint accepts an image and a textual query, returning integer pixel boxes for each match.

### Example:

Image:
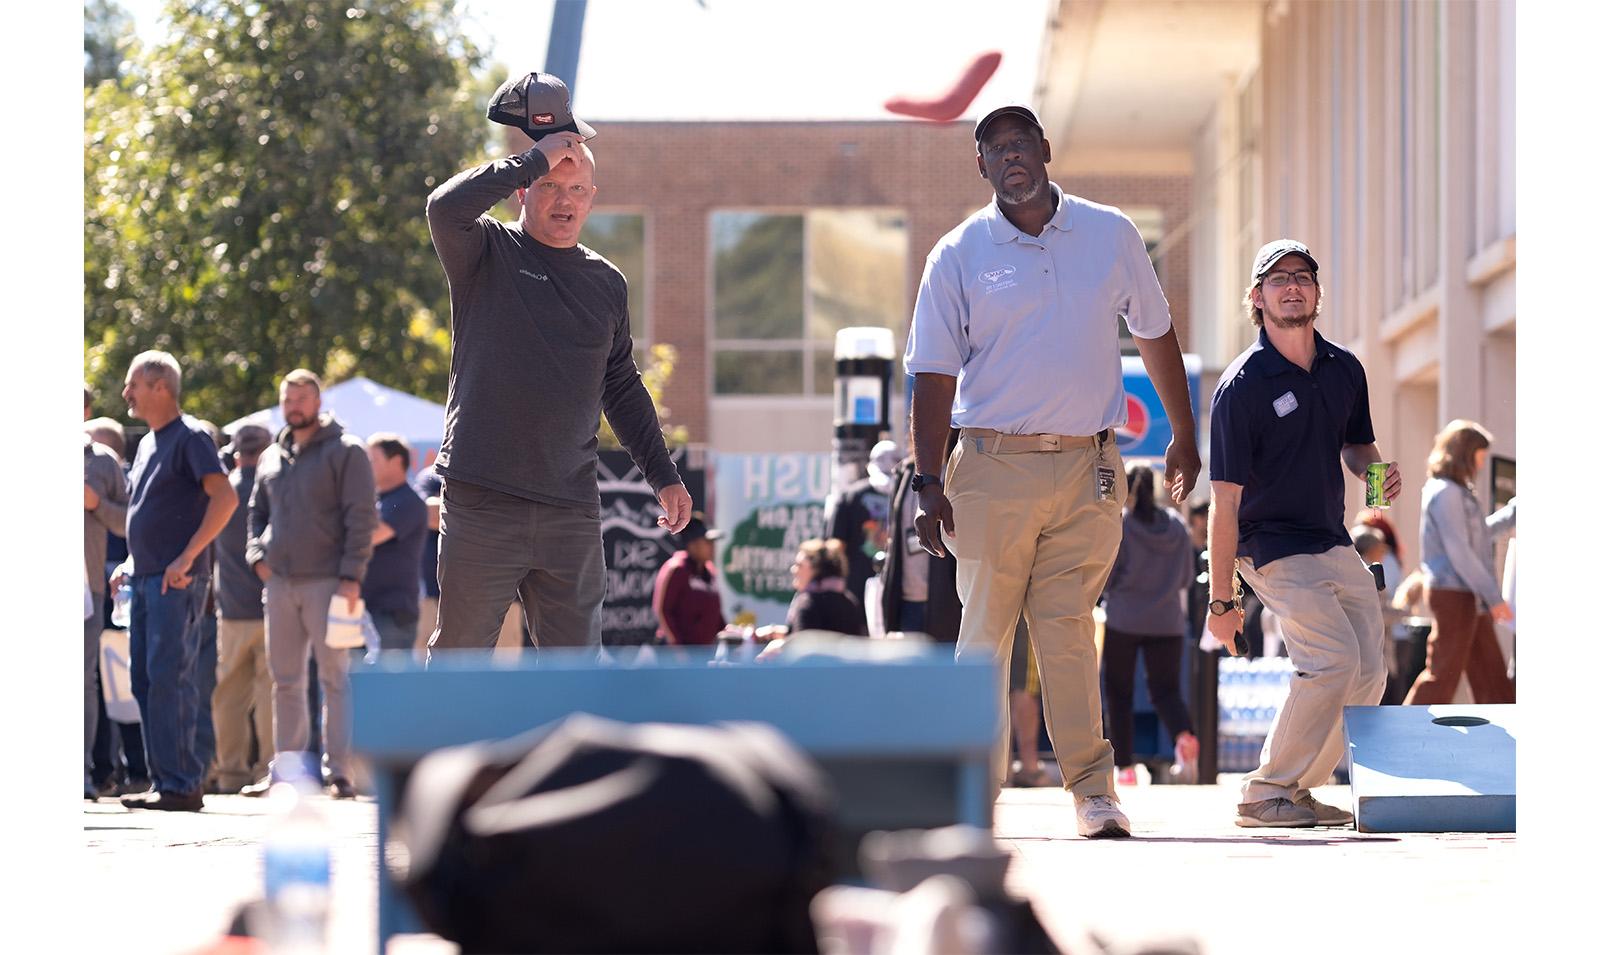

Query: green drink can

[1365,462,1390,508]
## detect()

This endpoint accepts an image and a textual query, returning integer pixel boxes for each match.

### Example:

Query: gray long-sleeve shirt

[425,149,680,516]
[84,435,129,596]
[246,415,377,582]
[1419,477,1515,610]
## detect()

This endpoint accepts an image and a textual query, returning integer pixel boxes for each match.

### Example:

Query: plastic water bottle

[261,753,331,953]
[110,582,132,628]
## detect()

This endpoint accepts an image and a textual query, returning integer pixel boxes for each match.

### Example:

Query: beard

[284,410,316,429]
[997,175,1045,205]
[1264,309,1313,330]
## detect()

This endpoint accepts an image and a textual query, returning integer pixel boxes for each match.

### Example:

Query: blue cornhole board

[1344,704,1516,833]
[350,647,999,953]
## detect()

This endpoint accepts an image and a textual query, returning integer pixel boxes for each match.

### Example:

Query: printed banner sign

[710,452,832,627]
[597,448,705,646]
[1116,354,1202,458]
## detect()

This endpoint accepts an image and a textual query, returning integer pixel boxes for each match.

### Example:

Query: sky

[115,0,1050,122]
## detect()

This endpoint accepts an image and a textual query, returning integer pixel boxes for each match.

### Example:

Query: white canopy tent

[224,376,445,452]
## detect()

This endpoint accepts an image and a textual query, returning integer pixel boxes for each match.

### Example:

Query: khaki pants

[415,596,439,655]
[946,430,1126,798]
[1238,546,1387,803]
[212,617,271,787]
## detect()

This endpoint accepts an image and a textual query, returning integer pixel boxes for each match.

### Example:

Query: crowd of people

[83,76,1516,836]
[83,358,441,809]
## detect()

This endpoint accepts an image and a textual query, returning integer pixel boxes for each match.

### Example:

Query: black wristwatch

[910,473,942,492]
[1208,598,1237,616]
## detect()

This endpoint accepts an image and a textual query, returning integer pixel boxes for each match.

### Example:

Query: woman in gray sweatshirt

[1100,464,1198,782]
[1404,419,1515,704]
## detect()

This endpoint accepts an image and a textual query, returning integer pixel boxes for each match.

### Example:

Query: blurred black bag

[393,714,837,953]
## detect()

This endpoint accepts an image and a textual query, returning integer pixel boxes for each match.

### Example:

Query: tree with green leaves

[84,0,493,424]
[84,0,136,87]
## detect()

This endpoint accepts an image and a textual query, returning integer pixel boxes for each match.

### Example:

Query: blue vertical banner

[1115,354,1202,458]
[710,453,832,627]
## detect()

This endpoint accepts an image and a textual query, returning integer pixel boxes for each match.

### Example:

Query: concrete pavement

[85,777,1516,954]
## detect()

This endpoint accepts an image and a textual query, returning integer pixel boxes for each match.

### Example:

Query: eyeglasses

[1263,270,1317,288]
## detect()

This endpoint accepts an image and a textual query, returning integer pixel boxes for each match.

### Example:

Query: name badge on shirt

[1273,391,1299,418]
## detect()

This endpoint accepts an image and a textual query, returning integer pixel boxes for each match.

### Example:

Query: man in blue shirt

[363,434,429,654]
[117,351,237,812]
[1206,240,1404,828]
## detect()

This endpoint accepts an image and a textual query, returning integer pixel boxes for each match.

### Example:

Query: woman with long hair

[1099,463,1198,784]
[1404,420,1516,704]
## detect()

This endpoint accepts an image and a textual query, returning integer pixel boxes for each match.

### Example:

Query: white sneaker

[1075,794,1132,839]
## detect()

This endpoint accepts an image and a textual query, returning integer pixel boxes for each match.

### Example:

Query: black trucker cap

[487,71,596,141]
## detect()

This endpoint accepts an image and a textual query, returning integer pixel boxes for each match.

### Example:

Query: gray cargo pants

[264,575,351,781]
[431,479,606,654]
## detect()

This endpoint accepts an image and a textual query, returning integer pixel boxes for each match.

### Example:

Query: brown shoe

[123,789,204,812]
[327,776,358,800]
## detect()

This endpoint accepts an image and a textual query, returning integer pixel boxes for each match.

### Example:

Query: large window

[712,209,909,395]
[580,212,647,343]
[1118,208,1166,356]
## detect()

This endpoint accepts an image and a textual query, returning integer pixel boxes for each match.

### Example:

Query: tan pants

[1238,546,1387,803]
[946,430,1126,798]
[212,617,272,788]
[415,596,439,655]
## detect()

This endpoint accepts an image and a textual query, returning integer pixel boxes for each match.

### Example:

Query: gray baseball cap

[487,71,596,141]
[1251,239,1320,282]
[225,423,272,457]
[974,103,1043,143]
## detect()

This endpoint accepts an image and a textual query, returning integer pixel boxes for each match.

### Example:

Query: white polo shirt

[904,184,1172,436]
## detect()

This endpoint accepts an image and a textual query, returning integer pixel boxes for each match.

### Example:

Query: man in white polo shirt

[906,104,1201,838]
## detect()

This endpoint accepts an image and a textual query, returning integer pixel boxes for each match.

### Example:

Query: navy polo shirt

[126,414,226,576]
[1209,329,1375,568]
[413,466,442,599]
[362,483,428,616]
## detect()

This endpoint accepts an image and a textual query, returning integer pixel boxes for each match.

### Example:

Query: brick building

[513,121,1192,454]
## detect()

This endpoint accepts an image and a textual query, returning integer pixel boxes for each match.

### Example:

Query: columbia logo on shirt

[519,268,549,282]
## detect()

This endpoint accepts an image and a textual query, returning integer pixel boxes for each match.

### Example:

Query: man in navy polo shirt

[363,433,428,654]
[118,351,237,811]
[1206,240,1403,828]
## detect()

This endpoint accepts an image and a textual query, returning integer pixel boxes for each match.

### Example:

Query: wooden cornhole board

[1344,704,1515,833]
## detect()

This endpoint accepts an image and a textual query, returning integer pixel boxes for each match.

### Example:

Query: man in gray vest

[210,423,274,794]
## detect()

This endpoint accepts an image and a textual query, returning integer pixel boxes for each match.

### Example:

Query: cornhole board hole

[1344,704,1515,833]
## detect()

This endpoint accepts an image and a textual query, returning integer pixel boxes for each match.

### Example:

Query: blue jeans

[194,612,218,777]
[128,574,208,794]
[899,600,928,636]
[368,608,420,654]
[85,609,102,789]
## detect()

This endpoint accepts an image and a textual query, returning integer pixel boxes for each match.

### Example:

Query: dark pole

[543,0,589,92]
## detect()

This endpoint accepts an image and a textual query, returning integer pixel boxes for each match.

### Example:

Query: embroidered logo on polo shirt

[1273,391,1299,418]
[519,268,549,282]
[978,264,1019,295]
